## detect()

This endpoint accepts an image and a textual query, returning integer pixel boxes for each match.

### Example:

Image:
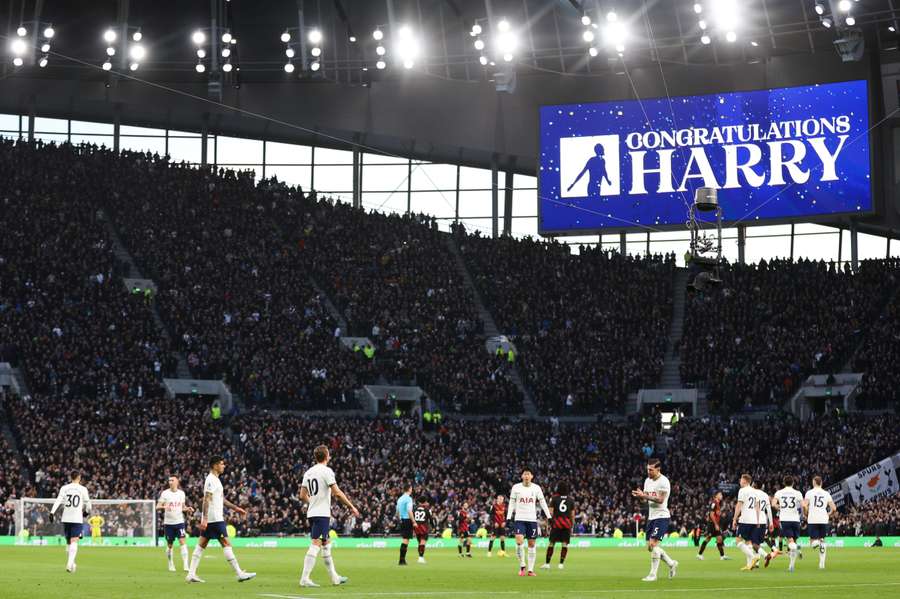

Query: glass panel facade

[167,130,202,164]
[266,141,312,165]
[0,113,19,132]
[216,136,263,165]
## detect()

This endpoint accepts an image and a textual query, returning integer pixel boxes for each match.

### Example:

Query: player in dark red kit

[412,496,433,564]
[542,482,574,570]
[696,491,730,560]
[456,501,472,558]
[487,494,507,557]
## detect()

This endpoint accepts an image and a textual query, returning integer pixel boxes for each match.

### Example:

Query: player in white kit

[731,473,761,571]
[299,445,360,588]
[631,458,678,582]
[752,483,774,567]
[49,471,92,573]
[773,475,804,571]
[186,456,255,583]
[507,468,551,577]
[803,476,837,570]
[157,476,194,571]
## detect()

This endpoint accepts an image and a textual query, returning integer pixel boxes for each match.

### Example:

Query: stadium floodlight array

[694,1,741,45]
[15,498,158,547]
[280,25,323,74]
[192,27,237,74]
[9,21,55,68]
[101,25,145,71]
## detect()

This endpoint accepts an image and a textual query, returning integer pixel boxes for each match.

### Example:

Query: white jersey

[643,475,671,520]
[774,487,804,522]
[506,483,551,522]
[203,473,225,523]
[804,487,833,524]
[159,489,187,525]
[755,490,772,525]
[301,463,337,518]
[737,485,760,525]
[51,482,92,524]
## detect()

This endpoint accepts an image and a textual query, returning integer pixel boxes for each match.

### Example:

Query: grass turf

[0,546,898,598]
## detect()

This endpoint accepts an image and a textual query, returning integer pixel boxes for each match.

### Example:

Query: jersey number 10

[307,480,319,496]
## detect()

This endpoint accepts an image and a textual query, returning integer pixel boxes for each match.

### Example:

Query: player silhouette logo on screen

[567,143,612,198]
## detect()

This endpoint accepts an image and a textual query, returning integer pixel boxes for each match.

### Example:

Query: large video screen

[538,80,871,234]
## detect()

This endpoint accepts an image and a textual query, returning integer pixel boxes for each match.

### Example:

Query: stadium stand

[1,139,898,541]
[279,195,523,413]
[680,258,900,413]
[456,228,676,414]
[853,279,900,410]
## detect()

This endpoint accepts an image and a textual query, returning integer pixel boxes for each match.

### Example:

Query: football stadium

[1,0,899,597]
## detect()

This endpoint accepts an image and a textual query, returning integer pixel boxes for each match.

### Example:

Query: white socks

[188,545,204,576]
[166,547,173,567]
[818,541,827,568]
[788,542,798,569]
[322,545,340,581]
[516,543,525,568]
[223,546,243,576]
[658,547,675,567]
[67,543,78,569]
[757,546,768,559]
[526,547,536,572]
[180,544,189,570]
[301,544,321,582]
[649,546,661,577]
[738,541,755,565]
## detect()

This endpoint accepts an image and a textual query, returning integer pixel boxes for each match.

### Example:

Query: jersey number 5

[307,479,319,496]
[65,494,81,508]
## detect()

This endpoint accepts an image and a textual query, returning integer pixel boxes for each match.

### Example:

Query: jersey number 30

[307,480,319,496]
[65,494,81,508]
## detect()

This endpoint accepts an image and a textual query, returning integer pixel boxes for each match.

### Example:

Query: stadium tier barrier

[3,536,897,549]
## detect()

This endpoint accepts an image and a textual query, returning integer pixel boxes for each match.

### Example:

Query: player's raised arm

[330,483,360,517]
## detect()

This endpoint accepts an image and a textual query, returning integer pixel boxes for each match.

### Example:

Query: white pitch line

[259,582,900,598]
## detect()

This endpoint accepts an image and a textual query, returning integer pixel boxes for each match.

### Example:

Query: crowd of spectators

[91,149,363,410]
[832,494,900,536]
[280,196,522,414]
[680,258,899,413]
[457,228,675,414]
[0,400,29,533]
[854,272,900,410]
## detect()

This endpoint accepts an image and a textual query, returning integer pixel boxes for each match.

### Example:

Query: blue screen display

[538,80,871,234]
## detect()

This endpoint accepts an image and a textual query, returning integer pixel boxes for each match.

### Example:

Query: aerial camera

[687,187,723,291]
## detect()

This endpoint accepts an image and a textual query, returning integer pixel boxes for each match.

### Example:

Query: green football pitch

[1,546,898,598]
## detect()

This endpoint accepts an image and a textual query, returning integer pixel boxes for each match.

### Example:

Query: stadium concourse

[1,139,899,543]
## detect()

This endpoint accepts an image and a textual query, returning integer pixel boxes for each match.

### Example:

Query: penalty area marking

[260,582,900,598]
